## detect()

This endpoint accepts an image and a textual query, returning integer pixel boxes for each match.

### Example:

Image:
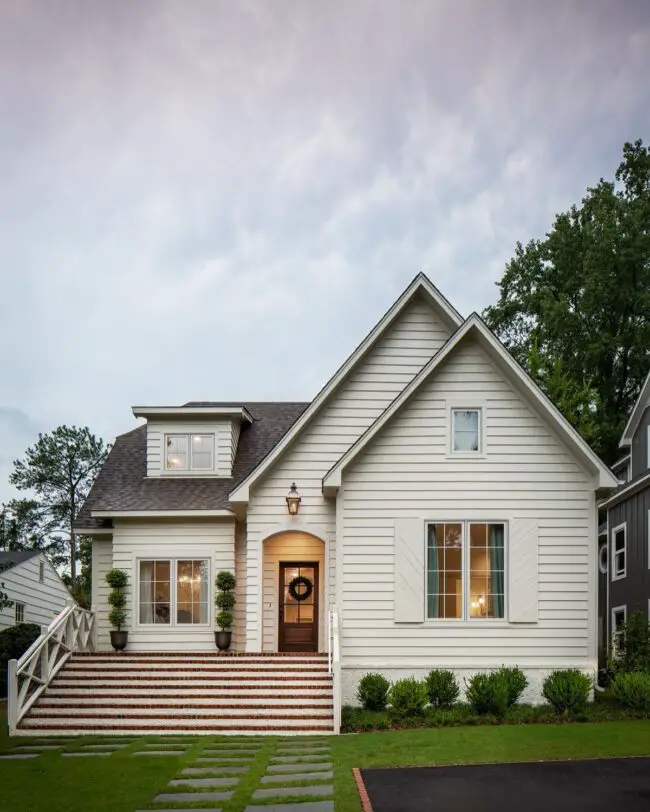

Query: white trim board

[91,509,235,519]
[323,313,618,493]
[228,273,463,504]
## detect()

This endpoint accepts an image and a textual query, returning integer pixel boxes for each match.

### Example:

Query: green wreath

[288,575,313,602]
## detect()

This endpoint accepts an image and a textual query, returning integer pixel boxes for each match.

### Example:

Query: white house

[11,274,618,736]
[0,550,71,631]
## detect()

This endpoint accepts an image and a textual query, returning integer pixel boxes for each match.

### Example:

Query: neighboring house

[0,550,71,631]
[13,274,618,735]
[598,370,650,661]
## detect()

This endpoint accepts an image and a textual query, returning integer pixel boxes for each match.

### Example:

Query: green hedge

[0,623,41,697]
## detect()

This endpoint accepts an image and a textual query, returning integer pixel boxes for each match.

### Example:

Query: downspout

[594,510,610,693]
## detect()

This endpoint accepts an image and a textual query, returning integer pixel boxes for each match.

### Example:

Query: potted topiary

[106,568,128,651]
[214,570,236,651]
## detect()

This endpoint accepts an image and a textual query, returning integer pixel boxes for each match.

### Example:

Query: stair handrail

[7,598,95,735]
[329,604,341,733]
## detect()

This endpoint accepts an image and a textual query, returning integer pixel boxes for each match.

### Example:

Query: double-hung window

[165,434,214,471]
[451,409,481,453]
[138,559,209,625]
[15,603,25,624]
[611,523,626,580]
[427,521,505,619]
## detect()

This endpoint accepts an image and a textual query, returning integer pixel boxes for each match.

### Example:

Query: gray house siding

[608,488,650,623]
[631,406,650,479]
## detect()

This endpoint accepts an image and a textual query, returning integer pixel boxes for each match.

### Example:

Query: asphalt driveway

[360,757,650,812]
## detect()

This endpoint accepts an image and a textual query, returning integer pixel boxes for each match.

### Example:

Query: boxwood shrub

[389,677,428,717]
[542,669,592,714]
[425,669,460,708]
[357,673,390,711]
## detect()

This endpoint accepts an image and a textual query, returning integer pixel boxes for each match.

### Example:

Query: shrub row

[357,667,529,717]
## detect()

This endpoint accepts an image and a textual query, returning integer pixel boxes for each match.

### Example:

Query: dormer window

[165,434,214,471]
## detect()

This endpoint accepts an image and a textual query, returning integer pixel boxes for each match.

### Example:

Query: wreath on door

[288,575,313,602]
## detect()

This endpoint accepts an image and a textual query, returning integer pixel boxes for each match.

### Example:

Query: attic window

[452,409,481,453]
[165,434,214,471]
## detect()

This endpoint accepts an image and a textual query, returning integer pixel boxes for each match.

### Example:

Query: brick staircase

[17,652,334,736]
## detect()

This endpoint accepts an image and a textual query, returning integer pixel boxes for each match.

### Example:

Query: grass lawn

[2,702,650,812]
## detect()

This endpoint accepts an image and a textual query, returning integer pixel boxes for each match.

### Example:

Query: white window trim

[611,521,627,581]
[424,519,508,623]
[136,557,211,628]
[611,604,627,651]
[598,543,608,575]
[164,433,215,472]
[15,602,25,624]
[445,400,487,459]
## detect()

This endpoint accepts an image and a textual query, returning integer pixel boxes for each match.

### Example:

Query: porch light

[286,483,301,516]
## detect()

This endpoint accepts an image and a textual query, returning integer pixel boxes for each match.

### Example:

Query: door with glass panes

[278,562,318,652]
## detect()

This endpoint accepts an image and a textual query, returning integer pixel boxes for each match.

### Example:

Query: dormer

[132,404,253,478]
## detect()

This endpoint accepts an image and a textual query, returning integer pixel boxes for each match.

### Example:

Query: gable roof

[229,273,464,503]
[323,313,619,493]
[75,402,309,530]
[0,550,40,570]
[619,369,650,447]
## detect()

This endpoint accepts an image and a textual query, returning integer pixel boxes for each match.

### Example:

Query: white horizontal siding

[339,338,597,671]
[92,539,113,651]
[146,420,234,477]
[262,532,325,652]
[0,554,70,631]
[234,521,247,652]
[110,519,236,651]
[245,293,452,649]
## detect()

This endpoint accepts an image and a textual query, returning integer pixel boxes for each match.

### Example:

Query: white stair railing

[328,604,341,734]
[7,599,95,734]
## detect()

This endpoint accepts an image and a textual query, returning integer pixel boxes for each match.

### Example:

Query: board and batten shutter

[394,518,425,623]
[508,517,539,623]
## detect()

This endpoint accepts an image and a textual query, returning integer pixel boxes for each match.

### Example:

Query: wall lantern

[286,482,301,516]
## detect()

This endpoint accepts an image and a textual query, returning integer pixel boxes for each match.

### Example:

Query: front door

[278,562,319,652]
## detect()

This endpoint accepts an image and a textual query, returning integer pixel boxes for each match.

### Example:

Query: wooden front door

[278,562,319,652]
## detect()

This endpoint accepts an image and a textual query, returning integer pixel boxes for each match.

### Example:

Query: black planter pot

[215,630,232,651]
[110,630,128,651]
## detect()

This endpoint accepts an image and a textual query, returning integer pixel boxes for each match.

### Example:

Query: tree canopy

[484,139,650,465]
[1,426,109,587]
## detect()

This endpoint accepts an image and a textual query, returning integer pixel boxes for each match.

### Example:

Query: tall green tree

[2,426,109,583]
[484,140,650,464]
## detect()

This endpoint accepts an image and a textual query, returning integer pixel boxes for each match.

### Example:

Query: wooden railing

[7,599,95,734]
[328,604,341,734]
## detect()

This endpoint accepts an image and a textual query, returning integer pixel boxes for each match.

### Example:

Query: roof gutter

[598,471,650,509]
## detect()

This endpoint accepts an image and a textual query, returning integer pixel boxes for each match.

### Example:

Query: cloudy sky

[0,0,649,503]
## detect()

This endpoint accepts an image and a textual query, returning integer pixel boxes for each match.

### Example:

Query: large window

[451,409,480,453]
[165,434,214,471]
[611,523,626,581]
[139,559,209,625]
[427,522,505,620]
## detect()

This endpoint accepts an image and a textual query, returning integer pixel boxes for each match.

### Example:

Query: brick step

[44,686,331,697]
[51,679,331,690]
[39,696,333,707]
[72,652,329,658]
[39,686,332,705]
[63,665,329,674]
[17,724,333,736]
[66,657,328,665]
[29,706,334,718]
[19,716,333,730]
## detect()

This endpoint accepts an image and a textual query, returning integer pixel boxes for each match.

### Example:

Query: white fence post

[7,659,18,735]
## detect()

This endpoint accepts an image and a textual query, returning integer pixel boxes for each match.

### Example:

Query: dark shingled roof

[76,402,309,529]
[0,550,40,569]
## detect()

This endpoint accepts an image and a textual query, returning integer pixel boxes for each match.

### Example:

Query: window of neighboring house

[427,521,505,620]
[617,463,629,484]
[165,434,214,471]
[611,523,626,580]
[15,603,25,624]
[451,409,481,453]
[612,604,627,654]
[598,543,608,575]
[39,561,45,582]
[138,559,209,625]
